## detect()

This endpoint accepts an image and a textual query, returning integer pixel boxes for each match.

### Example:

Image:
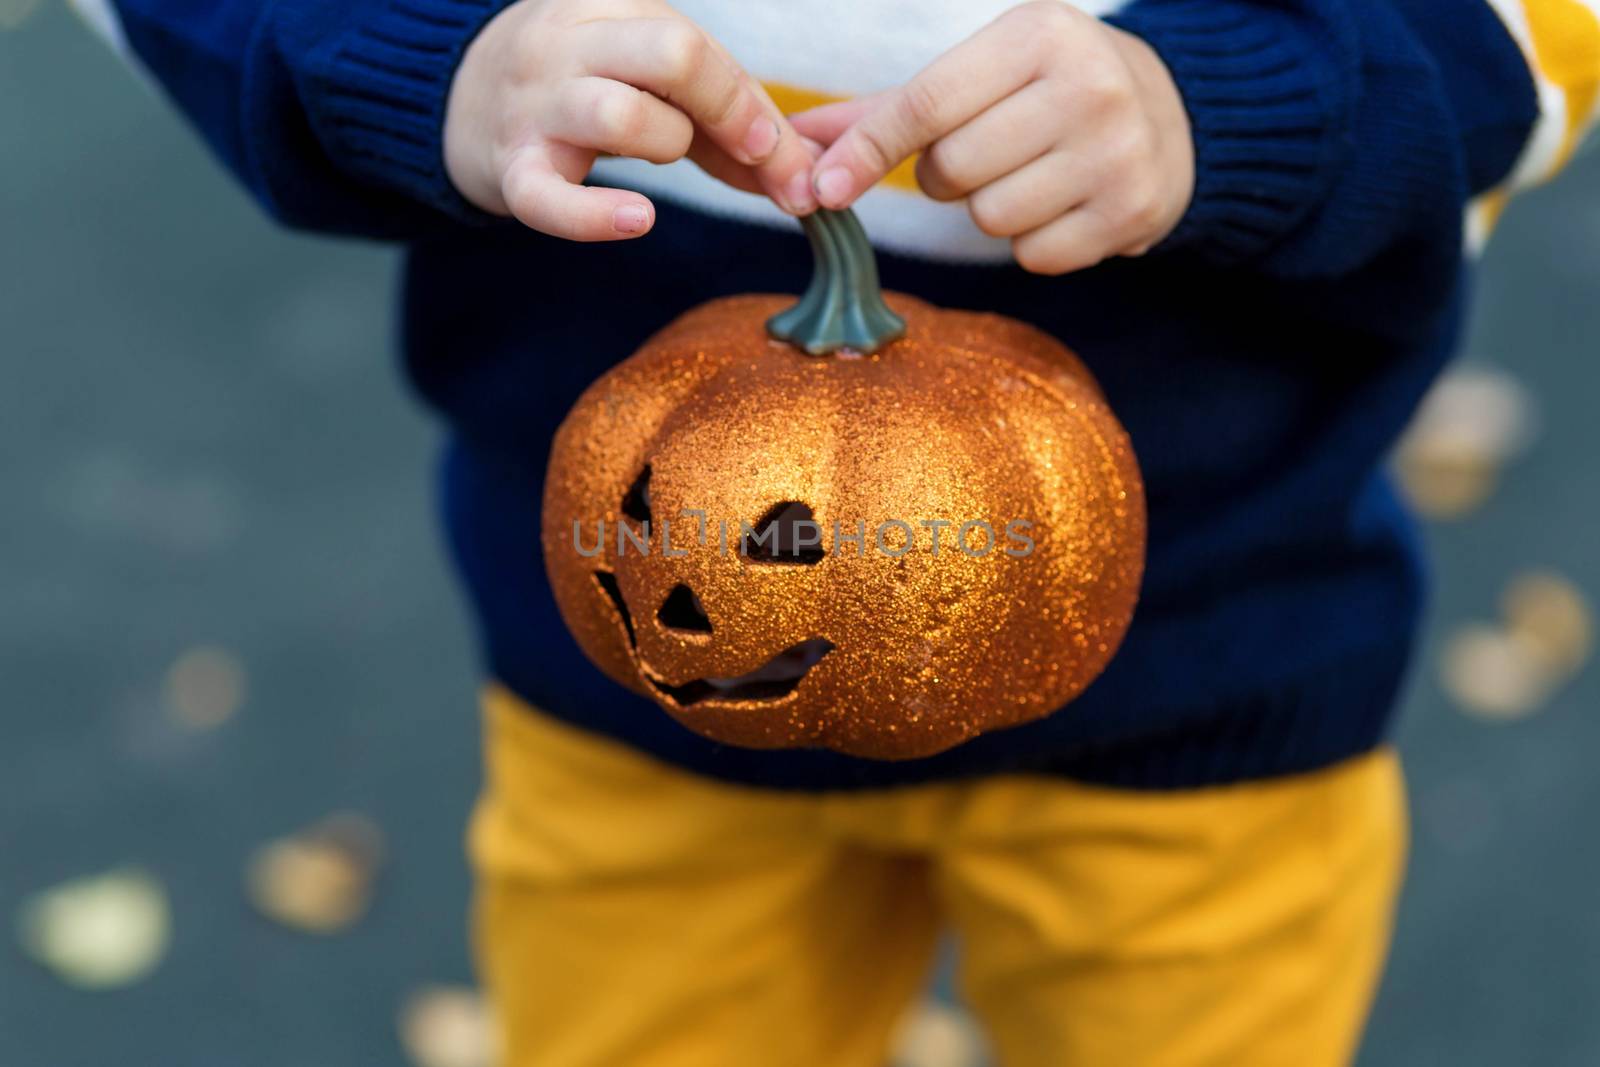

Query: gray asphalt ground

[3,5,1599,1064]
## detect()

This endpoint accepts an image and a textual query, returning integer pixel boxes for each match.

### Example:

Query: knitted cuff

[310,0,503,222]
[1106,0,1349,263]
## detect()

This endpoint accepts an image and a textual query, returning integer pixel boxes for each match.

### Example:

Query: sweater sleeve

[68,0,507,237]
[1104,0,1600,275]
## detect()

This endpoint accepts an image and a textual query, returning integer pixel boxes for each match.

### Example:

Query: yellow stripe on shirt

[1467,0,1599,250]
[1521,0,1600,166]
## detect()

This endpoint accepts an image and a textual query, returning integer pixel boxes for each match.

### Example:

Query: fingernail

[783,170,816,215]
[612,204,649,234]
[814,167,853,208]
[743,118,780,163]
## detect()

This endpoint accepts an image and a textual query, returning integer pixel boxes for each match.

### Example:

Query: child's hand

[795,1,1193,275]
[444,0,816,241]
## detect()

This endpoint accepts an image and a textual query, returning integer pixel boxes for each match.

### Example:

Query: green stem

[766,208,906,356]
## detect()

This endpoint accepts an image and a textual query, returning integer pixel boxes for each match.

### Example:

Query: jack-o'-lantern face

[541,212,1144,760]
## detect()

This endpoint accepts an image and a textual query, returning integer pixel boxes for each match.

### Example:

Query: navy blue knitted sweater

[88,0,1573,788]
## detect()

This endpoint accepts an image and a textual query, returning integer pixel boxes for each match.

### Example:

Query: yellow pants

[471,685,1407,1067]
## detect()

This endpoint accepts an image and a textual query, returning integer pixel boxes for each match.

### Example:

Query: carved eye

[621,464,651,524]
[657,583,712,633]
[741,501,824,564]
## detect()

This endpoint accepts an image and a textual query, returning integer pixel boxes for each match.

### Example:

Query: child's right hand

[444,0,816,241]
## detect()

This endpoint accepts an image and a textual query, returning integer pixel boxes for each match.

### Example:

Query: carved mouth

[646,637,834,706]
[593,570,833,706]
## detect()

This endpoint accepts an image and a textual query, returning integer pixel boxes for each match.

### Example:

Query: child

[75,0,1599,1062]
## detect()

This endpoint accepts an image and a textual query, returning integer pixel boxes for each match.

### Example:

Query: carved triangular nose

[657,583,712,634]
[741,501,824,564]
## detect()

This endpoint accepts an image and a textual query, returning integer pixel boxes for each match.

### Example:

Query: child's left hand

[792,1,1193,275]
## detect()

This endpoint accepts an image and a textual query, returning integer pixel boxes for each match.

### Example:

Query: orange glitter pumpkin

[542,210,1144,760]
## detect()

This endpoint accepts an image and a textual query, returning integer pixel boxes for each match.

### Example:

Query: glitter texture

[541,293,1146,760]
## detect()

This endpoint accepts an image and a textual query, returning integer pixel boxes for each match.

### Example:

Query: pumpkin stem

[766,208,906,356]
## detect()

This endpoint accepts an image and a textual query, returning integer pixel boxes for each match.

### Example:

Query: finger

[500,146,655,241]
[686,132,764,195]
[1010,204,1121,275]
[546,77,694,164]
[810,22,1035,208]
[786,96,877,146]
[966,151,1085,238]
[676,130,824,209]
[757,139,820,214]
[573,19,815,212]
[915,81,1064,201]
[574,19,782,168]
[687,34,817,212]
[734,72,821,213]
